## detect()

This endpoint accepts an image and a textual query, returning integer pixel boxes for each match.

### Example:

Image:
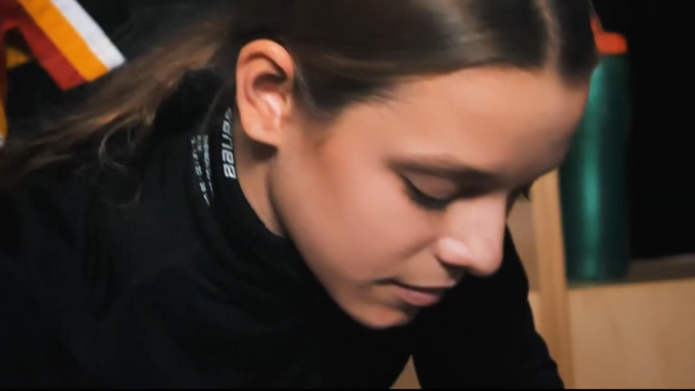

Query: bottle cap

[592,15,628,55]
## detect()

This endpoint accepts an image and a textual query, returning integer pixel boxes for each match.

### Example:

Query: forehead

[329,66,589,182]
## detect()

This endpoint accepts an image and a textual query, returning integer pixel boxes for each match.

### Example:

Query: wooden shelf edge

[569,253,695,291]
[529,170,574,387]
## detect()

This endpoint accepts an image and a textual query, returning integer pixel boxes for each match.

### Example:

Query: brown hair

[0,0,598,188]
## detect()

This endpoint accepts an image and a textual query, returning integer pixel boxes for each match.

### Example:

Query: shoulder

[0,161,99,386]
[0,69,224,298]
[0,157,99,257]
[1,68,224,242]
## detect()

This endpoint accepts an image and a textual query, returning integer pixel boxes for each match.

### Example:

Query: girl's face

[266,67,589,329]
[235,43,589,329]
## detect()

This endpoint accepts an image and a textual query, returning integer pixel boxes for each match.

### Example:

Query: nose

[432,197,507,277]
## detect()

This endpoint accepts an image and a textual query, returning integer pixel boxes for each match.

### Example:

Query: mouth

[392,282,450,308]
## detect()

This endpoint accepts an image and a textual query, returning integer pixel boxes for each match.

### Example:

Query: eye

[402,176,531,211]
[402,177,455,211]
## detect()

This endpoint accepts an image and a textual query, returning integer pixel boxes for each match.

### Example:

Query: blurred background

[592,0,694,263]
[2,0,692,389]
[494,1,695,389]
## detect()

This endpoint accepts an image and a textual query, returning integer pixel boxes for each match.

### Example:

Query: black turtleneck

[0,72,563,388]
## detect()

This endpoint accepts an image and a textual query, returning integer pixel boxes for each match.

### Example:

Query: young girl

[0,0,598,387]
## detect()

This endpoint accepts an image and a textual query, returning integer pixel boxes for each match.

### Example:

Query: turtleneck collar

[186,79,328,308]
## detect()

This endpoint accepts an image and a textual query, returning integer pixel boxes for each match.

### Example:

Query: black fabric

[0,72,563,388]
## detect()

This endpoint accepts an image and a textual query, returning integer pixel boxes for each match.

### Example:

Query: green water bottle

[560,19,631,283]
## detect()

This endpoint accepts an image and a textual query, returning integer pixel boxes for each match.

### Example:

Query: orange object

[591,15,627,55]
[17,0,116,83]
[1,1,86,92]
[6,45,32,69]
[0,0,125,141]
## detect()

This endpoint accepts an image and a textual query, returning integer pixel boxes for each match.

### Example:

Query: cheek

[273,139,433,282]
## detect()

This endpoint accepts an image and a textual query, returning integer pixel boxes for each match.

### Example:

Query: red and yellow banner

[1,0,125,141]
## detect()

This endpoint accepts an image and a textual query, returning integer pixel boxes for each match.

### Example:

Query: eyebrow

[389,156,500,184]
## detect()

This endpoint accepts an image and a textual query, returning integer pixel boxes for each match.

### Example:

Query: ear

[235,39,296,148]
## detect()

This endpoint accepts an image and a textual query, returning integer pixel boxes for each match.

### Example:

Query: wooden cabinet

[513,171,695,389]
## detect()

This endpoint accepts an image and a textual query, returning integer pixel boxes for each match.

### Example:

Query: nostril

[444,267,466,284]
[471,253,504,278]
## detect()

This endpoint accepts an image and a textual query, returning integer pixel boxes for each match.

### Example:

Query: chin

[349,305,418,330]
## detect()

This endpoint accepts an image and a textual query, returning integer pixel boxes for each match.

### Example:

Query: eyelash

[403,179,452,211]
[403,179,532,211]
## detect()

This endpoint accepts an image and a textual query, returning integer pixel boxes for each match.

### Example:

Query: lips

[394,284,448,308]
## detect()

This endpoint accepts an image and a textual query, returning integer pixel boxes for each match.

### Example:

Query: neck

[234,124,286,237]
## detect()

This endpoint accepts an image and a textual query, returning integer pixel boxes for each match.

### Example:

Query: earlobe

[235,39,296,147]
